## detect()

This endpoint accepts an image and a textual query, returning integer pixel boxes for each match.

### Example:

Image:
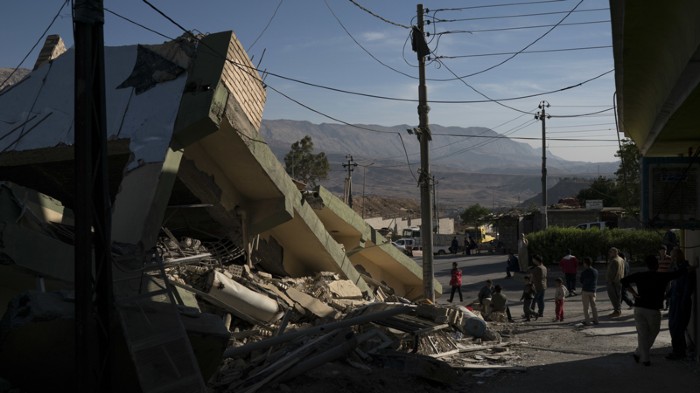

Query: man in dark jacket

[621,255,696,366]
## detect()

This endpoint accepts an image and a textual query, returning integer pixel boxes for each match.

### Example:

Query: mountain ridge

[260,119,616,209]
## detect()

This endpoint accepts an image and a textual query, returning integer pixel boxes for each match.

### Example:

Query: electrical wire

[432,7,608,23]
[432,0,567,12]
[346,0,411,29]
[434,0,585,80]
[137,0,615,177]
[549,107,614,118]
[324,0,415,79]
[432,20,609,35]
[437,45,612,59]
[248,0,284,51]
[0,0,69,92]
[430,132,618,142]
[433,57,532,115]
[98,4,616,107]
[105,7,173,40]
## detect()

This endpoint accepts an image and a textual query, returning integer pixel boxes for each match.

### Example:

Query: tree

[460,203,491,226]
[576,176,619,207]
[284,135,329,187]
[615,138,641,213]
[574,139,641,211]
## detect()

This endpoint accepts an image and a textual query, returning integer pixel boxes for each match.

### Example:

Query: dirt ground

[255,311,700,393]
[255,258,700,393]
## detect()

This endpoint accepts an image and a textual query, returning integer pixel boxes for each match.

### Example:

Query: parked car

[575,221,608,230]
[392,238,414,256]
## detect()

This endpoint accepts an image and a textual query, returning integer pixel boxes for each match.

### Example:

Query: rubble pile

[153,233,514,392]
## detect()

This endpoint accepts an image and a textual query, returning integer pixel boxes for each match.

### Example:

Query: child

[520,275,537,321]
[553,277,569,322]
[448,262,463,302]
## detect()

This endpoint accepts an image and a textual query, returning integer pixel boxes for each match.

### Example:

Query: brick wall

[221,32,266,131]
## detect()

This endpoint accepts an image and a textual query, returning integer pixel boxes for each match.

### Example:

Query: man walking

[606,247,625,317]
[529,255,548,317]
[622,255,696,366]
[580,257,599,325]
[559,249,578,296]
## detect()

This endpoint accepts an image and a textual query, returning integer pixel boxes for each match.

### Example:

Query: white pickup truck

[392,237,452,256]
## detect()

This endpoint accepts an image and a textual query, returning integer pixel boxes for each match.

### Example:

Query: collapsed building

[0,32,519,392]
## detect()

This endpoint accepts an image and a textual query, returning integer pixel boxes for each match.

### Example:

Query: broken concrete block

[206,270,283,323]
[326,280,363,299]
[285,287,337,319]
[453,306,487,338]
[416,304,450,324]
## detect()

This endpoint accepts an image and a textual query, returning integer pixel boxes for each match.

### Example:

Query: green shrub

[526,227,666,266]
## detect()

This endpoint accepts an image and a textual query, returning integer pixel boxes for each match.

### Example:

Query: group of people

[447,243,697,366]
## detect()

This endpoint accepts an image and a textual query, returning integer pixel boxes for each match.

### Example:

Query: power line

[105,7,174,40]
[433,7,608,23]
[346,0,410,29]
[430,132,618,142]
[437,45,611,59]
[136,1,617,162]
[324,0,415,79]
[0,0,69,91]
[548,122,615,128]
[432,0,566,12]
[434,57,532,115]
[432,0,585,79]
[549,107,614,118]
[432,20,610,35]
[113,3,613,107]
[248,0,284,51]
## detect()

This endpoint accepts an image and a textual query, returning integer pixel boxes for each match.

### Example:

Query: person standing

[559,249,578,296]
[520,275,537,321]
[447,262,463,303]
[517,233,529,272]
[580,257,599,325]
[667,248,697,360]
[657,245,672,272]
[553,277,569,322]
[530,255,548,317]
[450,236,459,255]
[463,236,470,255]
[505,252,520,278]
[621,255,696,366]
[606,247,625,317]
[619,251,635,309]
[658,245,673,309]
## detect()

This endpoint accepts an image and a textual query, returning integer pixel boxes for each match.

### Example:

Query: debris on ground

[149,232,527,392]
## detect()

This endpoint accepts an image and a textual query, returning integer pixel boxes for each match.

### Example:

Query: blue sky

[1,0,619,163]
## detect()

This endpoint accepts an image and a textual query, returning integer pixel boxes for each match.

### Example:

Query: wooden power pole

[413,4,435,302]
[73,0,114,390]
[535,100,550,229]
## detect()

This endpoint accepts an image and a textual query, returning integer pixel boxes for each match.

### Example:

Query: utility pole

[412,4,434,302]
[360,162,374,219]
[535,100,550,229]
[73,0,113,391]
[432,175,438,234]
[342,155,358,207]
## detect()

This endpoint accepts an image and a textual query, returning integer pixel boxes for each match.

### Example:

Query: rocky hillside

[261,119,611,210]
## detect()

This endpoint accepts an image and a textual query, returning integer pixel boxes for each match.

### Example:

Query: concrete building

[0,30,441,389]
[610,0,700,365]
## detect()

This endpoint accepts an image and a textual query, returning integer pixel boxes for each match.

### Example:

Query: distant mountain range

[260,119,617,209]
